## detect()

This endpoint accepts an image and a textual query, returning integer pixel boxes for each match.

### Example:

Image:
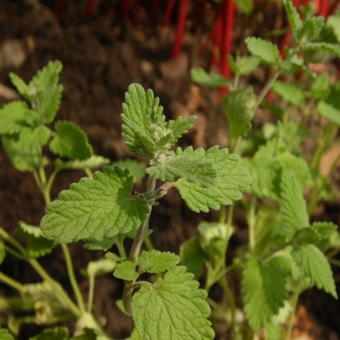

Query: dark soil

[0,1,339,339]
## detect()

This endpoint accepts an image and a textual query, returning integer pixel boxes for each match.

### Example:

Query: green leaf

[29,327,69,340]
[223,86,256,139]
[41,168,149,243]
[138,250,179,273]
[311,74,330,100]
[87,258,116,278]
[18,221,43,238]
[50,121,93,160]
[272,81,304,106]
[175,146,251,212]
[109,159,145,182]
[71,329,97,340]
[245,37,280,64]
[279,175,309,241]
[0,328,14,340]
[122,83,165,157]
[283,0,303,39]
[180,236,206,278]
[242,256,289,330]
[146,147,216,186]
[28,60,63,124]
[229,55,260,75]
[0,241,5,265]
[131,266,214,339]
[2,125,51,172]
[191,68,231,87]
[55,155,110,171]
[311,222,337,239]
[235,0,253,15]
[9,73,29,97]
[165,116,196,147]
[301,42,340,57]
[114,260,139,281]
[317,101,340,125]
[299,17,324,41]
[327,14,340,42]
[292,244,337,297]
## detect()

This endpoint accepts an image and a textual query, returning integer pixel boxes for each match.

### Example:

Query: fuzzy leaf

[29,327,69,340]
[50,121,93,160]
[9,73,29,97]
[131,266,214,339]
[223,86,256,139]
[147,147,216,186]
[245,37,280,64]
[191,68,232,87]
[242,256,289,330]
[283,0,303,39]
[175,146,251,212]
[110,159,146,182]
[301,42,340,56]
[229,55,260,75]
[300,17,324,41]
[317,101,340,125]
[272,81,304,106]
[41,168,148,243]
[55,155,110,171]
[292,244,337,298]
[138,250,179,273]
[0,329,14,340]
[114,260,138,281]
[165,116,196,146]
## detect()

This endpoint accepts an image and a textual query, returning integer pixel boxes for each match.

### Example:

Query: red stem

[211,5,223,67]
[171,0,190,58]
[328,0,339,15]
[162,0,177,27]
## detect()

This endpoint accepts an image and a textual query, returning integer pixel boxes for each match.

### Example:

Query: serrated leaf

[56,155,110,171]
[2,125,51,172]
[71,328,97,340]
[110,159,146,182]
[229,55,260,75]
[292,244,337,297]
[114,260,138,281]
[138,250,179,273]
[301,42,340,56]
[279,175,309,241]
[327,14,340,42]
[41,168,149,243]
[131,266,214,339]
[50,121,93,160]
[165,116,196,146]
[272,81,304,106]
[245,37,280,64]
[311,222,337,239]
[147,147,216,186]
[175,146,251,212]
[242,256,288,330]
[122,83,165,157]
[283,0,303,39]
[9,73,29,97]
[311,74,330,100]
[300,17,324,41]
[191,68,232,87]
[0,241,5,265]
[27,237,55,258]
[18,221,43,237]
[317,101,340,125]
[87,258,116,278]
[29,327,69,340]
[0,328,14,340]
[223,86,256,139]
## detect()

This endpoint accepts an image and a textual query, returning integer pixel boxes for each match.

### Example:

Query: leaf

[2,126,51,172]
[317,101,340,125]
[292,244,337,297]
[41,168,149,243]
[114,260,139,281]
[55,155,110,171]
[131,266,214,340]
[26,237,55,258]
[0,241,5,265]
[235,0,253,15]
[29,327,69,340]
[138,250,179,273]
[165,116,196,147]
[110,159,146,182]
[9,73,29,97]
[279,175,309,241]
[283,0,303,39]
[122,83,165,157]
[0,328,14,340]
[87,258,116,278]
[50,121,93,160]
[311,74,330,100]
[223,86,256,139]
[229,55,260,75]
[191,68,232,87]
[301,42,340,57]
[175,146,251,212]
[242,256,288,330]
[146,147,216,186]
[300,17,324,41]
[18,221,43,238]
[28,60,63,124]
[272,81,304,106]
[311,221,337,239]
[245,37,280,64]
[327,14,340,42]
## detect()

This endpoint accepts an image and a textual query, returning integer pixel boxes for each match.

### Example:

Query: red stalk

[328,0,339,15]
[84,0,98,19]
[53,0,67,17]
[171,0,190,58]
[211,5,223,67]
[162,0,177,27]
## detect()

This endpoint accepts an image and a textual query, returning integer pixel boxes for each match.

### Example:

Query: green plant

[0,1,339,339]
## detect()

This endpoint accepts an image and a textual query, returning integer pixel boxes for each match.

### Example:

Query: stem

[0,272,24,292]
[219,275,236,333]
[247,198,257,251]
[84,168,93,177]
[116,240,127,258]
[285,290,300,340]
[4,245,25,260]
[87,275,95,313]
[0,228,26,255]
[61,243,86,312]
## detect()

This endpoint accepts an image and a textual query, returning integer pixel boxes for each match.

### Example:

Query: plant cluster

[0,1,340,339]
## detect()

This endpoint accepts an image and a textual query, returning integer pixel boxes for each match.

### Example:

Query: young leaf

[26,237,55,258]
[131,266,215,339]
[191,68,232,87]
[245,37,280,64]
[317,101,340,125]
[300,17,324,41]
[146,147,216,186]
[301,42,340,57]
[9,73,29,97]
[229,55,260,75]
[165,116,196,147]
[242,256,288,330]
[292,244,337,298]
[283,0,303,39]
[110,159,146,182]
[55,155,110,171]
[29,327,69,340]
[87,258,116,278]
[223,86,256,139]
[138,250,179,273]
[50,121,93,160]
[41,168,149,243]
[114,260,139,281]
[311,221,337,239]
[175,146,251,212]
[272,81,304,106]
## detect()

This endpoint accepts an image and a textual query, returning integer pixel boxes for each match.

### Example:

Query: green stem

[84,168,93,177]
[285,290,300,340]
[247,198,257,251]
[219,276,237,335]
[0,271,24,292]
[4,245,26,260]
[87,275,95,313]
[0,228,26,255]
[116,240,127,258]
[61,243,86,313]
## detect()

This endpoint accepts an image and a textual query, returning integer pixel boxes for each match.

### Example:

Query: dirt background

[0,0,339,339]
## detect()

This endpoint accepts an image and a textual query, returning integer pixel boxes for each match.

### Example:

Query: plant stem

[87,275,95,313]
[4,245,25,260]
[116,240,127,258]
[247,197,257,251]
[61,243,86,312]
[285,290,300,340]
[0,272,24,292]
